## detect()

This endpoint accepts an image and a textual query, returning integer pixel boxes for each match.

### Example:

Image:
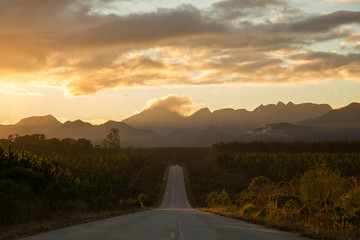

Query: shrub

[0,167,46,193]
[206,191,219,207]
[241,203,255,216]
[138,193,148,208]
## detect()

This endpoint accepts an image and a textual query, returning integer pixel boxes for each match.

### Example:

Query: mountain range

[1,101,359,147]
[123,101,332,135]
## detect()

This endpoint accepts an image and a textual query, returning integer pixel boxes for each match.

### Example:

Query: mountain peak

[299,102,360,127]
[277,101,286,106]
[346,102,360,109]
[63,119,93,127]
[16,115,61,127]
[123,105,185,134]
[189,108,211,118]
[287,101,295,106]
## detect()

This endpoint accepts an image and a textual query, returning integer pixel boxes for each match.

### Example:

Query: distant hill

[241,102,360,141]
[124,101,332,135]
[0,115,163,147]
[299,102,360,128]
[1,101,359,146]
[164,128,239,147]
[17,115,62,128]
[49,119,163,147]
[241,122,360,141]
[0,115,62,138]
[123,107,186,135]
[50,120,94,140]
[252,101,332,126]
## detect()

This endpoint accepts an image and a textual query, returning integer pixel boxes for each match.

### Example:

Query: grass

[198,207,360,240]
[1,164,171,240]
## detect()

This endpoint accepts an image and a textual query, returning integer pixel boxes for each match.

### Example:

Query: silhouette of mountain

[242,103,360,141]
[252,101,332,125]
[97,121,163,147]
[241,123,325,141]
[0,115,61,137]
[185,108,212,130]
[299,102,360,127]
[164,128,239,147]
[123,102,332,135]
[123,107,185,135]
[210,108,251,133]
[17,115,62,128]
[50,120,163,147]
[1,101,358,146]
[0,115,162,147]
[50,120,94,140]
[241,122,360,142]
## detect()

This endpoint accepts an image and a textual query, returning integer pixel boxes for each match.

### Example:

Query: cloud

[213,0,287,9]
[0,1,360,95]
[0,83,43,96]
[291,51,360,79]
[1,119,17,125]
[327,0,360,2]
[144,95,202,116]
[211,0,289,19]
[342,33,360,45]
[275,11,360,33]
[87,118,109,125]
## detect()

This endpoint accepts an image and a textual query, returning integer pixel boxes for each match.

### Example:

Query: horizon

[1,0,360,125]
[2,99,358,126]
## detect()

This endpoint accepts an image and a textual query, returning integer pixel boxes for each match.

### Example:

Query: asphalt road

[20,165,311,240]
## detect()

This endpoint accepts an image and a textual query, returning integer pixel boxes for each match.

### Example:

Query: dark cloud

[211,0,289,20]
[213,0,287,9]
[63,5,226,48]
[291,51,360,73]
[276,11,360,33]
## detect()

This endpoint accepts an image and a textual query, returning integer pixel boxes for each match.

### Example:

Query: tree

[102,128,120,149]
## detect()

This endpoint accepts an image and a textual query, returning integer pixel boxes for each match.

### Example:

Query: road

[20,166,311,240]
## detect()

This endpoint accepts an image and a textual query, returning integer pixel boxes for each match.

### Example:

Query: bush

[206,191,219,207]
[299,164,344,209]
[138,193,148,208]
[206,190,231,207]
[241,203,255,216]
[0,167,46,193]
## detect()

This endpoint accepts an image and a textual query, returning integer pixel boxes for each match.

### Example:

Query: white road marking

[177,219,185,240]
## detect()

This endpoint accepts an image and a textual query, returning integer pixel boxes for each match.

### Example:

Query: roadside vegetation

[1,134,360,240]
[0,133,167,239]
[192,141,360,240]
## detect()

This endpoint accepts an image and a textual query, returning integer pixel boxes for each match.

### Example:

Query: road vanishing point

[20,165,311,240]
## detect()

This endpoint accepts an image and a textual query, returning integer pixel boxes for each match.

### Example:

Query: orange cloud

[0,0,360,95]
[144,95,202,116]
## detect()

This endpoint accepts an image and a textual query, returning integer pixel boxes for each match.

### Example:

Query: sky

[0,0,360,125]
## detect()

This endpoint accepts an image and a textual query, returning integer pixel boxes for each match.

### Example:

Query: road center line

[177,219,185,240]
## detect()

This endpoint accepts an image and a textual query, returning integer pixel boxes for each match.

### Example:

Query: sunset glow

[1,0,360,124]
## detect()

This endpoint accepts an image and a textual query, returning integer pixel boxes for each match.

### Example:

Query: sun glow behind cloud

[0,0,359,96]
[0,0,360,124]
[144,95,203,116]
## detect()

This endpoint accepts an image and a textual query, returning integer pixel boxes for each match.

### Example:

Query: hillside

[1,101,360,146]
